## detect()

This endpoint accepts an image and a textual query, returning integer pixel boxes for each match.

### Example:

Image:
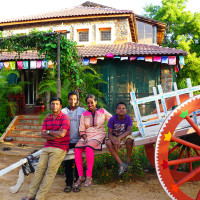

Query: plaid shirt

[42,111,70,151]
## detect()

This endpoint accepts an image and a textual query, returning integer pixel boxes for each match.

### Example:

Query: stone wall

[2,18,132,44]
[160,64,173,92]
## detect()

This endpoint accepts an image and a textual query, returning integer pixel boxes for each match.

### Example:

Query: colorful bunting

[175,65,179,73]
[153,56,161,62]
[179,56,185,65]
[130,56,137,61]
[168,56,176,65]
[114,56,120,59]
[42,60,48,69]
[30,61,37,69]
[82,58,90,66]
[17,61,23,69]
[145,56,153,62]
[106,53,114,58]
[97,57,104,60]
[9,61,16,70]
[137,57,145,61]
[23,61,29,69]
[120,57,128,61]
[48,60,54,68]
[36,61,42,69]
[0,62,4,70]
[161,56,169,64]
[89,58,97,64]
[4,62,10,70]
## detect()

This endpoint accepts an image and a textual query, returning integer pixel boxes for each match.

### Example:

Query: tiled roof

[0,6,132,24]
[0,51,44,61]
[0,43,187,61]
[77,43,188,57]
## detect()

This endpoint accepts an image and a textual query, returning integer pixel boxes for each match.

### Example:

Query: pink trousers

[74,147,94,177]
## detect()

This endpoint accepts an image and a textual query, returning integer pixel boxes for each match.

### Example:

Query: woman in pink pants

[73,94,112,192]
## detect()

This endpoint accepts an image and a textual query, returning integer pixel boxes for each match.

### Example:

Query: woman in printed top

[73,94,112,191]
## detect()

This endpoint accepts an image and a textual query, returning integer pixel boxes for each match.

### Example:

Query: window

[78,29,89,42]
[96,24,115,44]
[74,26,92,44]
[136,21,157,45]
[99,28,111,41]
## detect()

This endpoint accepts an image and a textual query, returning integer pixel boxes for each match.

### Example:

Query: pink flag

[153,56,161,62]
[168,56,176,65]
[17,61,23,69]
[36,61,42,69]
[106,53,114,58]
[130,56,137,61]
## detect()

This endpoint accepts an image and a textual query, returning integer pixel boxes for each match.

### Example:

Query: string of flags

[0,60,54,71]
[82,54,185,72]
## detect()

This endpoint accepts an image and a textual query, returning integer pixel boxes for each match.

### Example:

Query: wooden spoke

[176,166,200,187]
[185,115,200,136]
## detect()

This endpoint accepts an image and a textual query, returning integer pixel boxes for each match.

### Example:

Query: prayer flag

[168,56,176,65]
[48,60,54,68]
[97,57,104,60]
[145,56,153,62]
[17,61,23,69]
[137,57,145,61]
[179,56,185,65]
[23,61,29,69]
[120,57,128,61]
[130,56,137,61]
[36,61,42,69]
[106,53,114,58]
[42,60,48,69]
[89,58,97,64]
[153,56,161,62]
[161,56,169,64]
[4,62,10,70]
[30,61,37,69]
[114,56,120,59]
[82,58,90,66]
[10,61,16,70]
[0,62,4,70]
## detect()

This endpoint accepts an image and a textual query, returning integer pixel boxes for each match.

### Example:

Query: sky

[0,0,199,21]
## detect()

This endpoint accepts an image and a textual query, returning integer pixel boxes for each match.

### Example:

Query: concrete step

[15,123,42,130]
[10,134,46,143]
[18,119,41,124]
[21,115,39,119]
[11,129,41,136]
[8,140,45,145]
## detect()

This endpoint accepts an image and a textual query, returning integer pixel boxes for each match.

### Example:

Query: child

[106,102,134,175]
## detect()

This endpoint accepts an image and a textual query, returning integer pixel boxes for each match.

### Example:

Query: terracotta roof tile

[77,43,188,57]
[0,43,187,61]
[0,51,44,61]
[0,6,132,24]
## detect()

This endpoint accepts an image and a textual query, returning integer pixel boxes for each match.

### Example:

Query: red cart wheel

[155,95,200,200]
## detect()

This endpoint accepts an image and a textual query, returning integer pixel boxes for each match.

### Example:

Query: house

[0,1,187,114]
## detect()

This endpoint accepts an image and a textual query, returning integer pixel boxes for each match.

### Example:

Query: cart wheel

[145,94,193,179]
[155,95,200,200]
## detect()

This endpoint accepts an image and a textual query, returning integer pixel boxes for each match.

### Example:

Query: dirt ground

[0,142,199,200]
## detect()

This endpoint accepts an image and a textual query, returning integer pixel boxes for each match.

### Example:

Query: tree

[144,0,200,87]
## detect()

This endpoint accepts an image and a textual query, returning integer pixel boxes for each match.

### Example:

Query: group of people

[22,91,134,200]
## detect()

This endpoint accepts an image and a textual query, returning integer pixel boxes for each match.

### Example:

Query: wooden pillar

[57,33,61,98]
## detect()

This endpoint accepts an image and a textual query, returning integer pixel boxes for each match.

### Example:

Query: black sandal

[64,185,72,193]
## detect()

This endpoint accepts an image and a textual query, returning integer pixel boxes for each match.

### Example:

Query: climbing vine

[0,30,83,87]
